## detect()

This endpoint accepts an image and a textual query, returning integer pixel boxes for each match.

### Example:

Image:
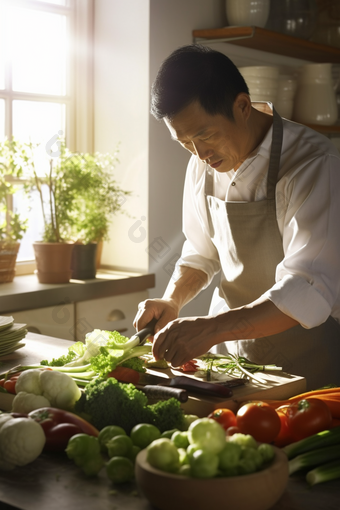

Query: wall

[94,0,150,272]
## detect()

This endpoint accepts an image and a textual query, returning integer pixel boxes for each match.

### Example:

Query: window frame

[0,0,94,274]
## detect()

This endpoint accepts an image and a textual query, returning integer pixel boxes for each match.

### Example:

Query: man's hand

[152,316,218,367]
[133,298,179,335]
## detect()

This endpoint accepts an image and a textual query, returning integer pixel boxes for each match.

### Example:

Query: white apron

[206,109,340,390]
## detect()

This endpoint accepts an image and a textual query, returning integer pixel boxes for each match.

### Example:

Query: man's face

[164,96,252,173]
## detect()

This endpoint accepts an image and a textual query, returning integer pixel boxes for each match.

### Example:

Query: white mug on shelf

[226,0,270,28]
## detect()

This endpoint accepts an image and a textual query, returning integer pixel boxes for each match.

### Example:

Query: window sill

[0,270,155,314]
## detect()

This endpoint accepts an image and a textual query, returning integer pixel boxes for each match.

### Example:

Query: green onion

[283,427,340,460]
[306,459,340,486]
[289,445,340,475]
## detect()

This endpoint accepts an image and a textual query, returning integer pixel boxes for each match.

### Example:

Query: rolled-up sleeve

[263,153,340,328]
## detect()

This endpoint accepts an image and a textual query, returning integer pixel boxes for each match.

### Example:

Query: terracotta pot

[71,243,98,280]
[0,241,20,283]
[96,240,103,269]
[33,242,74,284]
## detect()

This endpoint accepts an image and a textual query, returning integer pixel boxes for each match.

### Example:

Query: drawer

[9,304,75,341]
[75,290,149,341]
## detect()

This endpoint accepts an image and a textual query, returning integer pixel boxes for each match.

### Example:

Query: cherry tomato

[208,408,237,431]
[3,378,17,394]
[236,401,281,443]
[285,398,332,441]
[273,406,294,447]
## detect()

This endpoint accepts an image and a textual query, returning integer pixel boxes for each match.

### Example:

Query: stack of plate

[238,66,279,106]
[0,316,27,357]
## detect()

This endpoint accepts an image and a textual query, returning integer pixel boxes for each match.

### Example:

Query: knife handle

[137,384,188,403]
[134,317,158,344]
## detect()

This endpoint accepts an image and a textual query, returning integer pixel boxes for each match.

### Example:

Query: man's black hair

[151,44,249,121]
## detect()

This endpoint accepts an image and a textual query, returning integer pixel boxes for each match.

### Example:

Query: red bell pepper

[26,407,99,452]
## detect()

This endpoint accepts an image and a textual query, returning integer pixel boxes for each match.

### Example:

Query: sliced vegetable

[285,398,332,441]
[306,459,340,486]
[289,444,340,475]
[283,427,340,460]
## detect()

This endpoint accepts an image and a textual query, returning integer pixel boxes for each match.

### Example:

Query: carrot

[288,387,340,400]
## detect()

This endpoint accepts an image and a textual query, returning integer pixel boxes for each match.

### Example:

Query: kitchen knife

[138,372,236,398]
[130,317,158,345]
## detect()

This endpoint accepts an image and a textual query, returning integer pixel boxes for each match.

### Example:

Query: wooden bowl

[135,446,289,510]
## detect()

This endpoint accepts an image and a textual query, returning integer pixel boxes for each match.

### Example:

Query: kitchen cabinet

[9,304,75,341]
[8,290,148,343]
[1,270,155,342]
[193,26,340,135]
[75,290,148,341]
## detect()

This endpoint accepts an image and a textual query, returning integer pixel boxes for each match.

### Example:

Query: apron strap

[267,108,283,201]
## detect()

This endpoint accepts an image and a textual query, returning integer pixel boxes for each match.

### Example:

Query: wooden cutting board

[144,366,306,417]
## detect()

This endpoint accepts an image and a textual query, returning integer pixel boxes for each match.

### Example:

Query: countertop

[0,333,339,510]
[0,270,155,313]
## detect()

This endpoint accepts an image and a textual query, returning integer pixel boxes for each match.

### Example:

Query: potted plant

[65,147,131,280]
[0,139,29,283]
[29,141,130,282]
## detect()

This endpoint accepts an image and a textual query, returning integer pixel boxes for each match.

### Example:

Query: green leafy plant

[29,140,130,243]
[0,139,30,242]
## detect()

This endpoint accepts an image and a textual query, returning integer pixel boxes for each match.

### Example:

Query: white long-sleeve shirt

[179,118,340,329]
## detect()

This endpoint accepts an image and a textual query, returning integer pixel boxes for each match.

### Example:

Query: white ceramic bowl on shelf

[239,66,280,80]
[135,446,289,510]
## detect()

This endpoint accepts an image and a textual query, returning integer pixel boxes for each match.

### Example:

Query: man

[134,45,340,390]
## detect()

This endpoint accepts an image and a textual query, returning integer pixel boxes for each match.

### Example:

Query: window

[0,0,93,272]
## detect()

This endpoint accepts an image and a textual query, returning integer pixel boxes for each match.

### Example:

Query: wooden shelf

[192,26,340,64]
[193,26,340,135]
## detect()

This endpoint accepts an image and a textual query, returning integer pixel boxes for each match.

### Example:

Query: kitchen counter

[0,333,339,510]
[0,270,155,313]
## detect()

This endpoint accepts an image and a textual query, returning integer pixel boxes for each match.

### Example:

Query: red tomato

[107,366,140,385]
[273,406,294,447]
[3,379,17,394]
[208,408,237,430]
[236,401,281,443]
[285,398,332,441]
[27,407,99,452]
[180,360,199,372]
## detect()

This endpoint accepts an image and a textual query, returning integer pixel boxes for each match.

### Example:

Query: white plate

[0,316,14,332]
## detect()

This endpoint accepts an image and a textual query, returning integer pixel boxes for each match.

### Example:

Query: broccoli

[74,377,185,434]
[146,398,186,432]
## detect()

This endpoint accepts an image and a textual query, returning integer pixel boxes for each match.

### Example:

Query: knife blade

[138,372,235,398]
